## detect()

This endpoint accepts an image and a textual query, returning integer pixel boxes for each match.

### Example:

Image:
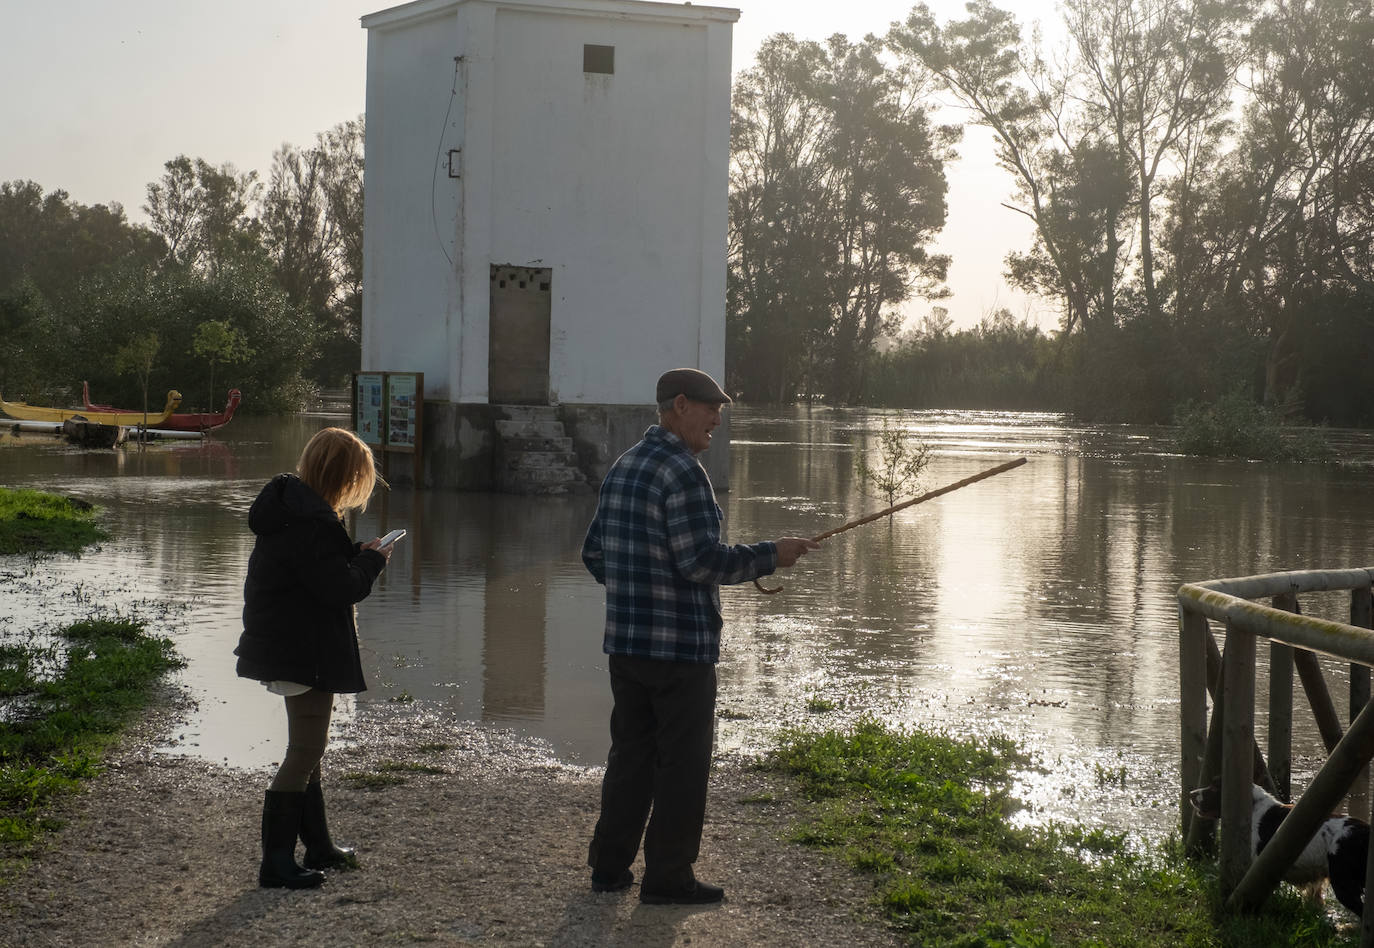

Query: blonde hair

[297,427,384,515]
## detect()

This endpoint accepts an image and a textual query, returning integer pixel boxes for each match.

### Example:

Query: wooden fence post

[1269,594,1296,801]
[1295,649,1345,752]
[1180,607,1209,840]
[1220,619,1256,898]
[1206,629,1278,793]
[1269,643,1293,801]
[1365,784,1374,948]
[1230,695,1374,913]
[1354,585,1374,948]
[1352,587,1373,802]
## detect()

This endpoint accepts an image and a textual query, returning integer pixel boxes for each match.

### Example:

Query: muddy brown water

[4,405,1373,841]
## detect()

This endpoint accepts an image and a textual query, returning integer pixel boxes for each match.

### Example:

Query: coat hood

[248,473,339,536]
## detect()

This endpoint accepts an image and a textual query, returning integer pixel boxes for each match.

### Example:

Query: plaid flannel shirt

[582,425,778,663]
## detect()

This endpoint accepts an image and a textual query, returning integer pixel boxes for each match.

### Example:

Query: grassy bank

[0,486,108,554]
[0,619,182,873]
[771,721,1353,947]
[0,486,181,877]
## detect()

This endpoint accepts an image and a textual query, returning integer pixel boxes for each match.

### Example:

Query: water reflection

[2,406,1372,840]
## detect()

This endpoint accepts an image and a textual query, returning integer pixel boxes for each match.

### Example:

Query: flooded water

[3,406,1373,842]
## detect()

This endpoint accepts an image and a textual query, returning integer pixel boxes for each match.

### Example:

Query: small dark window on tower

[584,44,614,75]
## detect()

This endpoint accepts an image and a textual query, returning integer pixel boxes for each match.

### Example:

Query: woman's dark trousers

[259,688,334,888]
[588,655,716,892]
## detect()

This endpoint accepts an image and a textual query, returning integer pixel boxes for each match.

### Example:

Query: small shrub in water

[1174,390,1334,461]
[855,418,932,505]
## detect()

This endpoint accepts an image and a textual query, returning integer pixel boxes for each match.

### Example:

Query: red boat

[82,381,242,432]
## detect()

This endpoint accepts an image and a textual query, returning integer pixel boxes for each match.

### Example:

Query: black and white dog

[1189,779,1369,916]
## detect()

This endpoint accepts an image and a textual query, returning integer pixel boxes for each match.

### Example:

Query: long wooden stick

[753,456,1028,595]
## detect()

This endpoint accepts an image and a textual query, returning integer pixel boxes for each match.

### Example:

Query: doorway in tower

[488,265,552,404]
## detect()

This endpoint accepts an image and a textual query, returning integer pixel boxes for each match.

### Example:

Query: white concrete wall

[361,3,463,397]
[363,0,736,406]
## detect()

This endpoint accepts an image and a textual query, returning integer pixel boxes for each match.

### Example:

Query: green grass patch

[737,792,777,805]
[772,720,1354,947]
[343,771,408,790]
[0,618,181,868]
[0,487,108,555]
[342,759,448,790]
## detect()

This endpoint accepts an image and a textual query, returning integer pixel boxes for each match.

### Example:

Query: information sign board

[354,373,385,446]
[351,371,424,483]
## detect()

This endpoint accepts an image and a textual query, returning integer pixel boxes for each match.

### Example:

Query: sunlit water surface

[3,406,1373,842]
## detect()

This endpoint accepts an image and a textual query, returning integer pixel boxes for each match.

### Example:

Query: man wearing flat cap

[581,367,820,905]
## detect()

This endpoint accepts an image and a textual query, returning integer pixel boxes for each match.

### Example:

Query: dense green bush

[1173,390,1334,461]
[32,263,318,414]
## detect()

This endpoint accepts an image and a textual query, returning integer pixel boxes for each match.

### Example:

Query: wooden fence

[1178,568,1374,943]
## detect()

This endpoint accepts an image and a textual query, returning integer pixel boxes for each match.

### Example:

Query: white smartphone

[378,528,407,547]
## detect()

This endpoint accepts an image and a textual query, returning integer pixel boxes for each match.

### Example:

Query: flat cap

[656,367,731,405]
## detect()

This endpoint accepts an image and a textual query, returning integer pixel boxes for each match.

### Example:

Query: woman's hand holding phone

[364,528,405,561]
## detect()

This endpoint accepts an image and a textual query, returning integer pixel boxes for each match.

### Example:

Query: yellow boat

[0,390,182,426]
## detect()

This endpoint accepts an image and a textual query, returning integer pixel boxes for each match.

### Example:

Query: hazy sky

[1,0,1060,330]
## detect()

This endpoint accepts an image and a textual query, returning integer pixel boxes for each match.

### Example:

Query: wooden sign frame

[352,371,424,485]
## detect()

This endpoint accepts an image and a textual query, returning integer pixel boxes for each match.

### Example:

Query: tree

[890,2,1133,338]
[855,417,932,506]
[820,36,955,404]
[262,145,333,315]
[320,117,366,344]
[59,263,318,416]
[728,35,839,402]
[1228,0,1374,406]
[144,156,262,275]
[192,320,254,412]
[729,33,954,404]
[1061,0,1250,325]
[0,278,50,399]
[261,117,366,384]
[114,332,161,430]
[0,180,163,306]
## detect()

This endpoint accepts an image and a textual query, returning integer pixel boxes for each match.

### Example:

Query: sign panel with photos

[385,373,419,449]
[354,373,385,446]
[351,371,424,483]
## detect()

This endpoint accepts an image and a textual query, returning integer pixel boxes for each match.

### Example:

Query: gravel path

[2,690,902,946]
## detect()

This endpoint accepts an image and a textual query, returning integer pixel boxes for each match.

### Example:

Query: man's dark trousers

[588,654,717,890]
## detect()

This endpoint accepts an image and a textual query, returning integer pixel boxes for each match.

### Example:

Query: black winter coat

[234,473,386,693]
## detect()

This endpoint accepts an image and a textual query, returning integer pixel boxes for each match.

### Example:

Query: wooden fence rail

[1178,569,1374,945]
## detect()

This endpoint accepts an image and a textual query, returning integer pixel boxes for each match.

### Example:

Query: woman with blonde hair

[235,426,397,889]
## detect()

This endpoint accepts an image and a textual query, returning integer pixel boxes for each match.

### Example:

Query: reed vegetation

[773,721,1354,947]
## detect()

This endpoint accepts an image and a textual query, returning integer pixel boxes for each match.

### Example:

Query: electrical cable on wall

[431,56,462,267]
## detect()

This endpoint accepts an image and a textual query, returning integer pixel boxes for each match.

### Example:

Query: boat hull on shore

[0,390,182,426]
[3,417,202,443]
[83,383,240,432]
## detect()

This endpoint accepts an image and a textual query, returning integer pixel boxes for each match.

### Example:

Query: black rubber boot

[300,778,358,871]
[259,790,325,889]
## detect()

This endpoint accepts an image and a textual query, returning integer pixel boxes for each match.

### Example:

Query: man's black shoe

[591,868,634,893]
[639,880,725,905]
